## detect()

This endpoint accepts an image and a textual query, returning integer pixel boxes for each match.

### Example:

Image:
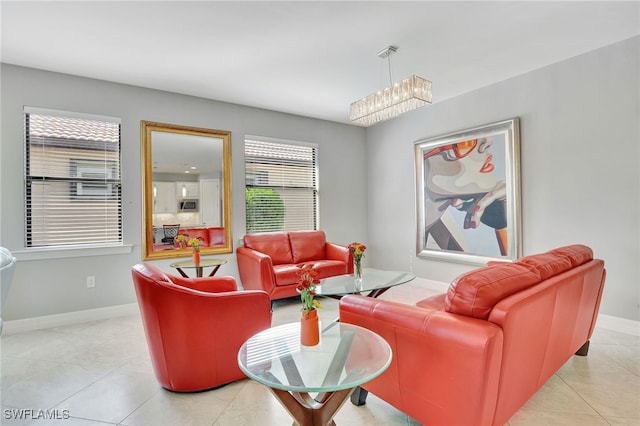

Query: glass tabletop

[238,322,392,393]
[317,268,415,297]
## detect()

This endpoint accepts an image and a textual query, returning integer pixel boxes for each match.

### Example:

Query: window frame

[23,106,124,251]
[244,135,319,234]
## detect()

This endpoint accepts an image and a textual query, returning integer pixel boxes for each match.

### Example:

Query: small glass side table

[238,321,392,425]
[169,258,227,278]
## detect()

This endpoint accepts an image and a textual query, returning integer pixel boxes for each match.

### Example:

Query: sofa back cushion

[516,253,573,280]
[207,227,225,246]
[445,263,541,319]
[243,232,293,265]
[548,244,593,267]
[289,230,327,263]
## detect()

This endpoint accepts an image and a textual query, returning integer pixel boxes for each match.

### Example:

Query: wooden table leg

[366,287,391,298]
[175,267,189,278]
[207,264,222,276]
[268,387,353,426]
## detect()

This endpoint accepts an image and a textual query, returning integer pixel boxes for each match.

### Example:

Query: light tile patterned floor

[1,278,638,425]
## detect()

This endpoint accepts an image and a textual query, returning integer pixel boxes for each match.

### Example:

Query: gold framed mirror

[141,121,232,260]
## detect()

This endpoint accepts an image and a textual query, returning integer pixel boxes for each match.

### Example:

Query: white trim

[2,303,139,335]
[595,314,640,337]
[12,244,133,261]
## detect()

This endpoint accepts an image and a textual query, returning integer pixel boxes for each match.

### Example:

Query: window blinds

[244,137,318,233]
[24,108,122,248]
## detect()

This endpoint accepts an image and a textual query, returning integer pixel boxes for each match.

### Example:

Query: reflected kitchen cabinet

[176,182,199,199]
[153,181,177,214]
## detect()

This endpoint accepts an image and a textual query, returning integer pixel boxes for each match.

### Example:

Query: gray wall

[1,36,638,324]
[0,64,368,321]
[366,36,639,322]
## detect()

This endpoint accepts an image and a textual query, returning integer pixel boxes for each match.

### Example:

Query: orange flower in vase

[296,264,323,346]
[188,237,201,265]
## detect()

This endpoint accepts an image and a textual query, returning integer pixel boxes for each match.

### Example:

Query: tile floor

[1,278,639,425]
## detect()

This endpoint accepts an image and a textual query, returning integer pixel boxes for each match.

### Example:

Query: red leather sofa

[236,230,352,300]
[177,226,225,247]
[131,263,272,392]
[339,245,606,426]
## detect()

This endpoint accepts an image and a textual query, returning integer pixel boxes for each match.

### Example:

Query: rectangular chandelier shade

[350,75,432,127]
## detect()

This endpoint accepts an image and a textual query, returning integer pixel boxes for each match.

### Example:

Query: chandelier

[350,46,432,127]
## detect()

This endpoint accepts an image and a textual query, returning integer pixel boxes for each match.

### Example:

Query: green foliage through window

[245,188,285,233]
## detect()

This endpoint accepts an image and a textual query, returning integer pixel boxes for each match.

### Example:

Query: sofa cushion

[416,293,447,310]
[548,244,593,267]
[244,232,293,265]
[445,263,541,319]
[516,253,573,280]
[274,260,349,287]
[289,230,327,263]
[207,227,225,246]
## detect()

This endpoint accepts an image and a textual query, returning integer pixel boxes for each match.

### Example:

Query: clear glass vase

[354,258,362,288]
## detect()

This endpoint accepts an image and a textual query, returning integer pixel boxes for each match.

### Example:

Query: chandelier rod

[377,45,397,88]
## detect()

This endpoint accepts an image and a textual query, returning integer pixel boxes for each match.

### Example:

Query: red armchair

[131,263,272,392]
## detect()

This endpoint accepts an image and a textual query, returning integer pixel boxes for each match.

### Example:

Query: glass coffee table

[238,321,392,426]
[317,268,415,299]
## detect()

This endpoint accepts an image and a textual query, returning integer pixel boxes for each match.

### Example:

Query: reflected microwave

[179,199,199,212]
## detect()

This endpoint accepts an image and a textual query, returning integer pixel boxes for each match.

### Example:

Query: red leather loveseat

[177,227,225,247]
[340,245,606,426]
[236,230,352,300]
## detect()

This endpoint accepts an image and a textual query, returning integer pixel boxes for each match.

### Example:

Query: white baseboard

[596,314,640,337]
[2,303,139,335]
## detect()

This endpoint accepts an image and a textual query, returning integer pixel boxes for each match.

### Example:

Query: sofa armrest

[339,295,503,426]
[236,246,277,293]
[170,275,238,293]
[326,242,350,262]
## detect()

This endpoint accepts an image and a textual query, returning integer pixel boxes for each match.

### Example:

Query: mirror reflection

[142,121,232,260]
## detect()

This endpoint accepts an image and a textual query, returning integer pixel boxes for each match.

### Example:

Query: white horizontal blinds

[245,137,318,234]
[25,109,122,247]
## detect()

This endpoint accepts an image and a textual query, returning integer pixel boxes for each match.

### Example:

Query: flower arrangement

[175,234,188,248]
[297,263,323,316]
[348,242,367,279]
[187,237,201,252]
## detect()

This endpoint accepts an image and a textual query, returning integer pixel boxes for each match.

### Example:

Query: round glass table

[169,258,227,278]
[238,321,392,425]
[317,268,415,299]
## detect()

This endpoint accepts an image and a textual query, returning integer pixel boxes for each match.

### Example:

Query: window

[24,107,122,248]
[244,136,318,234]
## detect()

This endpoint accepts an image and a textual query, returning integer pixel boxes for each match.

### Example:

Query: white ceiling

[1,1,638,125]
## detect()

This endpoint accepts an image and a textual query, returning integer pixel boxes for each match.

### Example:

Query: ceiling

[1,1,638,125]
